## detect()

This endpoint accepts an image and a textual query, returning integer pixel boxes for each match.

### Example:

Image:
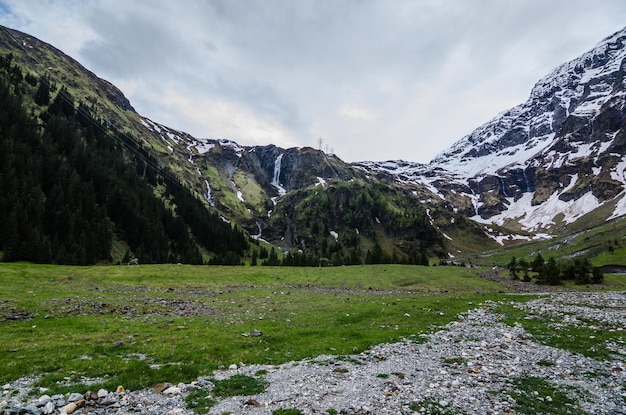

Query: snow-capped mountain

[356,26,626,237]
[432,26,626,177]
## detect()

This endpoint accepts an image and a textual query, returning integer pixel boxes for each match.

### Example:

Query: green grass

[182,374,266,414]
[184,389,216,414]
[507,376,585,415]
[0,262,514,393]
[212,374,267,398]
[468,215,626,269]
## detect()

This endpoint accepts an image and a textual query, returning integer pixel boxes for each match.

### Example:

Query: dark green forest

[0,53,248,265]
[266,179,444,265]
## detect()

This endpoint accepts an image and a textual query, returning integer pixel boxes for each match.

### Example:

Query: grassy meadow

[1,262,517,394]
[2,261,624,408]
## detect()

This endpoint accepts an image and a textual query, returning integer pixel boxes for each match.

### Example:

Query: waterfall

[523,168,532,193]
[272,153,286,196]
[252,221,262,239]
[204,180,214,205]
[499,177,509,197]
[469,182,480,217]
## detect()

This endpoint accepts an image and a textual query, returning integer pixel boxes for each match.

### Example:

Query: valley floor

[2,291,624,415]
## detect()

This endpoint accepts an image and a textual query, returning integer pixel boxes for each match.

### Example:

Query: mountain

[0,28,249,265]
[2,23,626,266]
[0,25,485,265]
[357,26,626,237]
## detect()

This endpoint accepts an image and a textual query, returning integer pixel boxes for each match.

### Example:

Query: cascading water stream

[523,168,532,193]
[271,153,286,197]
[499,177,509,197]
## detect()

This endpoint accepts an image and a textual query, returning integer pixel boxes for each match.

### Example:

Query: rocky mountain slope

[3,23,626,264]
[358,26,626,236]
[1,25,489,263]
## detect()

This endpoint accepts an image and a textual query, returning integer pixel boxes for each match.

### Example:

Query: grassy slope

[467,215,626,268]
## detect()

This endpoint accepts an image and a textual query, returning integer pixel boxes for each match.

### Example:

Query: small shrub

[212,374,267,397]
[537,359,555,367]
[184,389,216,414]
[442,356,467,365]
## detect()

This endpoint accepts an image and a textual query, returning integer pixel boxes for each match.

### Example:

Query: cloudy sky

[1,1,625,163]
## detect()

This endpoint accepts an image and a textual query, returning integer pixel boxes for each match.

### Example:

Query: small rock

[23,403,41,415]
[85,391,99,401]
[162,386,181,396]
[153,383,172,393]
[42,401,55,415]
[62,402,78,414]
[97,389,108,398]
[36,395,51,407]
[67,392,83,402]
[229,364,238,370]
[244,399,260,407]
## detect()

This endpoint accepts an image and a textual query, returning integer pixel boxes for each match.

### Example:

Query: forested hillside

[0,53,248,265]
[264,180,445,265]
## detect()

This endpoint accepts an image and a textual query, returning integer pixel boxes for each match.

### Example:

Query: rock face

[358,26,626,234]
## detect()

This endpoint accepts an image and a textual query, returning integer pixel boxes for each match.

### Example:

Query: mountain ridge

[2,23,626,264]
[358,25,626,236]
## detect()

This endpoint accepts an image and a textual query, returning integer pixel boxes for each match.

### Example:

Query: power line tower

[317,137,323,152]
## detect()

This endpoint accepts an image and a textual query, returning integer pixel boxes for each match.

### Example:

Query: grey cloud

[4,0,626,162]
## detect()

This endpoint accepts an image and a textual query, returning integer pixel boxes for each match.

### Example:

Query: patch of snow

[610,193,626,219]
[198,142,215,153]
[611,157,626,183]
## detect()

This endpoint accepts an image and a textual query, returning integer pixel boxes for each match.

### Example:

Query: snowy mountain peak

[357,27,626,235]
[430,26,626,178]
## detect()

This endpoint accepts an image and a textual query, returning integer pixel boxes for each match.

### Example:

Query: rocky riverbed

[2,291,625,415]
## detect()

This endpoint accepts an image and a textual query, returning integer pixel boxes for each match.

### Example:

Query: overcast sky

[1,1,625,163]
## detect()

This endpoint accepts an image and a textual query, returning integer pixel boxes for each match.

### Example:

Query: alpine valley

[2,24,626,266]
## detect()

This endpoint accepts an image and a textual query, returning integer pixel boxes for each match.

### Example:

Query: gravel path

[2,292,625,415]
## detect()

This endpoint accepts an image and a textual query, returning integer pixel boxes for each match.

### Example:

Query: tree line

[507,254,603,285]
